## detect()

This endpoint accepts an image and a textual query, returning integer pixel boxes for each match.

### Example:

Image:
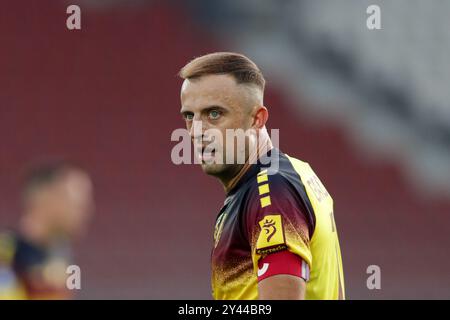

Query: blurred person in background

[0,161,94,299]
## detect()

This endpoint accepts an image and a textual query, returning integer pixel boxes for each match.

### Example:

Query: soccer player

[0,161,94,299]
[178,52,345,300]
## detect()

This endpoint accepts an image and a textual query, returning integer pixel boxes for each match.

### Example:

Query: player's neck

[19,212,54,247]
[223,136,273,193]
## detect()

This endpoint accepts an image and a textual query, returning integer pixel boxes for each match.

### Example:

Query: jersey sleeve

[243,169,314,279]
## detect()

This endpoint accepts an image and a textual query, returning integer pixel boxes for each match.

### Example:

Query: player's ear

[252,106,268,129]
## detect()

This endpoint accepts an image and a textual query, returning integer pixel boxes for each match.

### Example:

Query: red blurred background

[1,1,449,299]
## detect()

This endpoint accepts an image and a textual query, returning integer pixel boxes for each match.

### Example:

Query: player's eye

[208,110,221,120]
[183,113,194,121]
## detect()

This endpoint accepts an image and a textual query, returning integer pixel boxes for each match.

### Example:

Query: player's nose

[189,119,206,140]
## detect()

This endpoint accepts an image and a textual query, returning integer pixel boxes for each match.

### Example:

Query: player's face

[45,170,95,238]
[180,74,255,177]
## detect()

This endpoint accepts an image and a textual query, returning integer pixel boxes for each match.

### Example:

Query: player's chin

[201,162,228,176]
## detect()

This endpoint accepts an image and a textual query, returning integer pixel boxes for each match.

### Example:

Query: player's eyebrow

[180,109,191,115]
[180,105,228,118]
[201,105,228,114]
[180,105,193,114]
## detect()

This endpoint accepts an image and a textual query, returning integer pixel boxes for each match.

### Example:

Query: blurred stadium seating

[1,0,449,299]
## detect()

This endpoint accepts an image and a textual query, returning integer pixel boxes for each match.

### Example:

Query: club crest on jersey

[256,215,286,254]
[214,212,228,248]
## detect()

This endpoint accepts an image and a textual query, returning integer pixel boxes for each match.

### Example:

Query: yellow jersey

[211,148,345,299]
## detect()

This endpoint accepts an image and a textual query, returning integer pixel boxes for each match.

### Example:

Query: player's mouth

[199,146,217,163]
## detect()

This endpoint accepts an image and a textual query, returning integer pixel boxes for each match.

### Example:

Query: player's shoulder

[277,150,315,181]
[252,148,310,194]
[242,163,300,210]
[239,148,320,207]
[14,236,48,275]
